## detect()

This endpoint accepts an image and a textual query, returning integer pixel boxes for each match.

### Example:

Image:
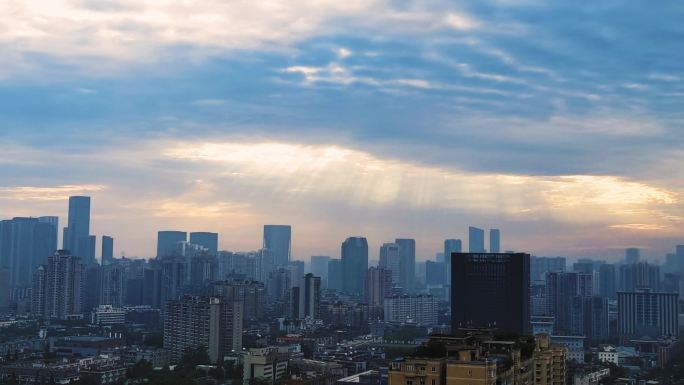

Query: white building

[91,305,125,325]
[597,345,618,364]
[383,295,438,325]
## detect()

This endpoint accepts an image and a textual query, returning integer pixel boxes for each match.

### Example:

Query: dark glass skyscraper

[0,217,58,288]
[395,238,415,293]
[101,235,114,265]
[468,227,485,252]
[341,237,368,296]
[489,229,500,253]
[157,231,187,257]
[451,252,530,334]
[263,225,291,268]
[190,232,219,254]
[63,196,94,263]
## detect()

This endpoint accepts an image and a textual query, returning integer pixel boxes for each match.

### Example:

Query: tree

[129,359,154,379]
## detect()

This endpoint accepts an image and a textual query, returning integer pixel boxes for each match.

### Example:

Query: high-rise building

[309,256,330,288]
[189,232,219,255]
[617,289,678,342]
[598,264,616,299]
[44,250,82,319]
[395,238,416,293]
[619,262,660,292]
[444,239,462,285]
[384,295,438,325]
[625,248,640,264]
[101,235,114,265]
[63,196,95,263]
[159,256,187,305]
[570,296,609,342]
[341,237,368,296]
[30,266,46,316]
[291,273,320,319]
[545,272,592,334]
[425,261,446,286]
[530,256,566,284]
[288,260,305,282]
[82,264,101,313]
[267,268,292,304]
[0,217,58,289]
[327,259,342,292]
[164,296,242,363]
[379,243,401,285]
[468,227,485,252]
[100,263,126,308]
[451,252,530,333]
[213,279,266,322]
[365,267,392,307]
[156,231,187,258]
[263,225,291,268]
[489,229,500,253]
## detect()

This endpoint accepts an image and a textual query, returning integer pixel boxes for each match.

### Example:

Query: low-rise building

[597,345,618,365]
[533,334,566,385]
[243,347,289,385]
[91,305,126,325]
[0,359,80,384]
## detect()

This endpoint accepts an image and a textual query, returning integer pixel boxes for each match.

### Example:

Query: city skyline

[1,2,683,259]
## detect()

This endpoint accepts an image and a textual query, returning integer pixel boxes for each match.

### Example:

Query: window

[432,380,436,385]
[431,367,436,372]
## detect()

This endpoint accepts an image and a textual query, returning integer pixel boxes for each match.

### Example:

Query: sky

[1,0,683,262]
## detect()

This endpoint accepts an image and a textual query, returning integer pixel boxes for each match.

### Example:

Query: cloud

[0,184,106,201]
[444,12,480,30]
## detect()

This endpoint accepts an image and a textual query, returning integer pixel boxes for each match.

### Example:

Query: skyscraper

[63,196,95,263]
[468,227,485,252]
[164,296,242,363]
[263,225,291,268]
[618,289,678,342]
[365,267,393,307]
[310,256,330,288]
[530,256,566,284]
[341,237,368,296]
[379,243,401,285]
[100,263,126,307]
[190,232,219,255]
[156,231,187,258]
[619,262,660,291]
[451,252,530,333]
[444,239,462,285]
[598,263,617,299]
[0,217,58,289]
[625,248,640,264]
[291,273,321,319]
[395,238,416,293]
[44,250,82,319]
[101,235,114,265]
[327,259,342,292]
[489,229,500,253]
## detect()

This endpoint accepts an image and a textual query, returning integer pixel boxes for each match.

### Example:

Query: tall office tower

[341,237,369,296]
[444,239,462,285]
[569,296,609,343]
[451,252,530,333]
[263,225,291,268]
[143,266,163,309]
[82,264,102,313]
[379,243,401,285]
[288,260,305,282]
[530,256,566,284]
[0,217,59,289]
[63,196,95,263]
[30,266,46,316]
[310,256,330,288]
[44,250,82,319]
[676,245,684,272]
[468,227,485,252]
[384,295,438,325]
[365,267,393,307]
[156,231,187,258]
[489,229,501,253]
[213,279,266,322]
[327,259,342,292]
[100,263,126,307]
[190,232,219,255]
[0,267,9,311]
[38,216,59,252]
[619,262,661,291]
[267,268,292,304]
[618,289,679,343]
[159,257,187,305]
[190,254,218,288]
[546,272,592,334]
[598,264,617,299]
[291,273,321,319]
[425,261,446,286]
[164,296,242,363]
[101,235,114,265]
[396,238,416,293]
[625,248,640,264]
[573,259,594,274]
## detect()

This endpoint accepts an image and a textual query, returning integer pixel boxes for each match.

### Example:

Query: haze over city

[1,1,683,260]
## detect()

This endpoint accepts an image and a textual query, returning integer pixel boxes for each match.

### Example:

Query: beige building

[533,334,566,385]
[243,347,290,385]
[389,357,447,385]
